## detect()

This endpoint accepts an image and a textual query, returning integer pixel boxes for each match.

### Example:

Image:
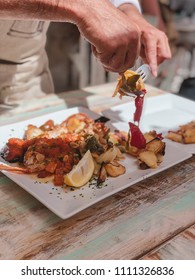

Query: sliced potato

[180,121,195,130]
[138,151,158,169]
[126,146,141,157]
[166,131,183,143]
[156,153,164,164]
[146,138,166,155]
[166,121,195,144]
[183,128,195,144]
[96,146,118,164]
[144,132,156,143]
[105,161,126,177]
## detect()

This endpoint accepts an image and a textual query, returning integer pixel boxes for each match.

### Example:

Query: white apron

[0,20,54,109]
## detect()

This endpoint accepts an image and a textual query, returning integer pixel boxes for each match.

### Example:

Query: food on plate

[0,113,166,188]
[113,70,145,98]
[126,130,165,169]
[166,121,195,144]
[128,122,146,149]
[0,113,126,187]
[113,69,166,169]
[113,69,148,146]
[113,69,146,126]
[64,150,95,187]
[104,161,126,177]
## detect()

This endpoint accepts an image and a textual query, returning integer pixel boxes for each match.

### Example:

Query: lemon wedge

[64,150,95,187]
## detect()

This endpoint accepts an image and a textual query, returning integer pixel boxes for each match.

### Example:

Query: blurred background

[45,0,195,101]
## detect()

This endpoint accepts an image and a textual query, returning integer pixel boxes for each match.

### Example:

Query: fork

[120,64,151,97]
[136,64,151,82]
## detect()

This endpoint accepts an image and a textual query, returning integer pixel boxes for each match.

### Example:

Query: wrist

[119,3,147,24]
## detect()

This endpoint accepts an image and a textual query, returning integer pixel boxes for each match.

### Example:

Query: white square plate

[0,107,192,219]
[102,93,195,154]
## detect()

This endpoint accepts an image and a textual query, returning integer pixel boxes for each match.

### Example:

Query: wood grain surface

[0,155,194,260]
[142,224,195,260]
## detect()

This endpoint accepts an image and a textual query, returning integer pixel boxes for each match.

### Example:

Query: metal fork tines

[120,88,144,98]
[119,64,150,97]
[136,64,150,82]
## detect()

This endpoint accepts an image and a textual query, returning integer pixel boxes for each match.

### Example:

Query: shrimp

[0,164,30,174]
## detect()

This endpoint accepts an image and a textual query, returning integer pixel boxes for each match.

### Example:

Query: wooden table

[0,83,194,260]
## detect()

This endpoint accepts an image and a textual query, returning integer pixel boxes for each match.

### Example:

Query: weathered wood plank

[141,224,195,260]
[0,156,194,260]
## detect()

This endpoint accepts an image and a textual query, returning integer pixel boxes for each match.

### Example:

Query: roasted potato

[166,121,195,144]
[146,138,165,155]
[138,151,158,169]
[105,161,126,177]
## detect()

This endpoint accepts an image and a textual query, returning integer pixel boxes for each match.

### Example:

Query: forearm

[0,0,141,73]
[0,0,142,25]
[0,0,83,23]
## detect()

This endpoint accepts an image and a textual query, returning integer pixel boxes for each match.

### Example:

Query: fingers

[157,33,172,63]
[141,29,171,77]
[94,49,137,73]
[76,1,142,74]
[141,32,158,77]
[92,29,140,73]
[101,47,138,73]
[93,48,126,73]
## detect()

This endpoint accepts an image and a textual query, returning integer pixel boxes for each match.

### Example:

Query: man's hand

[119,4,172,76]
[0,0,142,74]
[76,0,141,73]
